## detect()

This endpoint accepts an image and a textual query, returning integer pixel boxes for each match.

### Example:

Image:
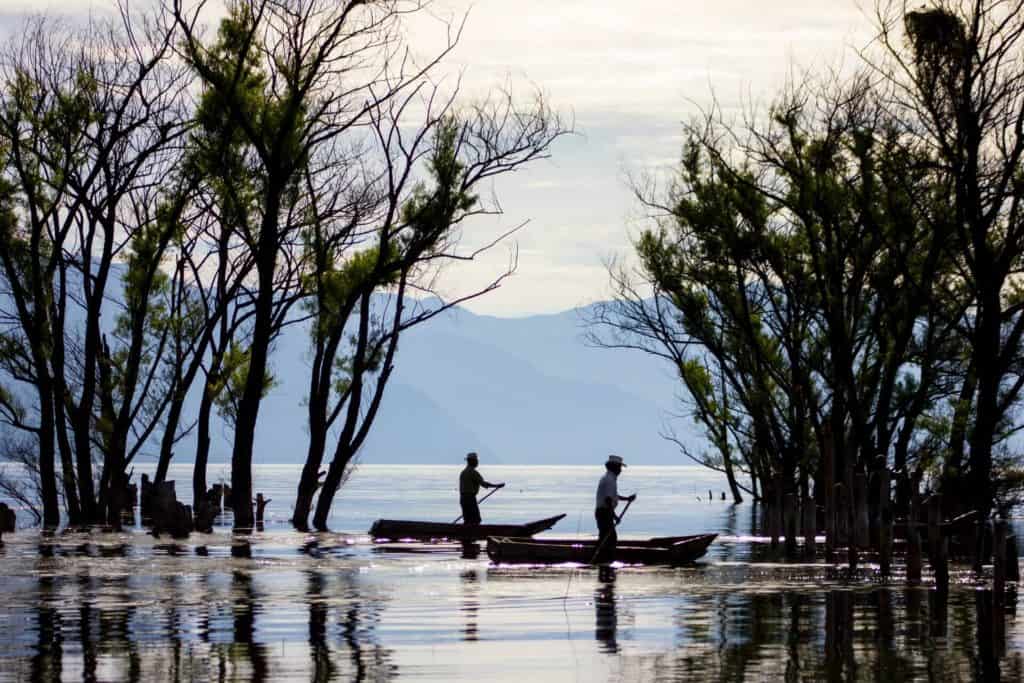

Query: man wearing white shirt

[595,455,636,562]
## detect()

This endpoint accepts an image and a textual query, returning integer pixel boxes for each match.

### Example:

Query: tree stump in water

[209,484,225,512]
[0,502,14,533]
[255,494,271,525]
[140,474,155,520]
[0,502,14,544]
[194,500,217,533]
[194,485,225,533]
[151,481,194,539]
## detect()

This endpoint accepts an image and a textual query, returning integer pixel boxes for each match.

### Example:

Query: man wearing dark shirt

[460,452,504,526]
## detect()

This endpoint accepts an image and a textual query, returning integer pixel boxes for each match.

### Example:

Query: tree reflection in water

[1,533,1022,681]
[661,587,1023,681]
[303,566,398,681]
[232,565,269,681]
[30,574,62,681]
[339,570,397,680]
[308,570,336,682]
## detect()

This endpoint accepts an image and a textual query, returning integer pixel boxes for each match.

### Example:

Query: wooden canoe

[368,514,566,541]
[486,533,717,565]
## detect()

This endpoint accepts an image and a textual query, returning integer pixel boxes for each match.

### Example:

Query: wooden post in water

[853,472,869,549]
[907,472,923,586]
[824,433,835,562]
[784,492,798,558]
[994,520,1007,606]
[878,469,893,577]
[803,494,816,559]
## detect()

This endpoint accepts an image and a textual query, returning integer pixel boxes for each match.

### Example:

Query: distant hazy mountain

[3,271,701,466]
[231,301,699,467]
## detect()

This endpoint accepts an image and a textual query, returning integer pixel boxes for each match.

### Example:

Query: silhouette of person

[594,455,635,563]
[459,452,504,526]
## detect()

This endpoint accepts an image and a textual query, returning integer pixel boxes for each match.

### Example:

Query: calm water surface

[0,465,1021,681]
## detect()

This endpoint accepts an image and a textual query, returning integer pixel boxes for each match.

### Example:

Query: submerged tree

[172,0,567,530]
[591,74,964,525]
[874,0,1024,518]
[0,12,190,527]
[594,0,1024,530]
[299,101,565,531]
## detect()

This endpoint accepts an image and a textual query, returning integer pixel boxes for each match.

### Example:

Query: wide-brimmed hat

[606,454,626,467]
[465,452,479,461]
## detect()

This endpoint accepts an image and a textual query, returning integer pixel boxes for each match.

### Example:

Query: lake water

[0,464,1021,681]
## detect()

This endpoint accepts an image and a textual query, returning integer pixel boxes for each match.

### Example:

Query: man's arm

[482,480,505,488]
[618,494,636,502]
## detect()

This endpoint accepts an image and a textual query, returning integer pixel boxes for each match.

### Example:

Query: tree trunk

[35,378,60,529]
[192,379,216,509]
[721,431,743,504]
[293,420,327,531]
[155,392,185,484]
[293,322,340,531]
[53,391,80,525]
[229,201,281,531]
[969,284,1001,519]
[50,291,81,525]
[311,442,353,532]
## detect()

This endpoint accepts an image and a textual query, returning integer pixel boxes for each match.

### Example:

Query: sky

[0,0,873,316]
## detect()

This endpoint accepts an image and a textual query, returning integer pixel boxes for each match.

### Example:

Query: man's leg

[595,508,616,563]
[461,495,481,526]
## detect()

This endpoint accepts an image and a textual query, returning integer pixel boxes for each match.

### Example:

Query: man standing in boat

[595,455,636,562]
[460,452,504,526]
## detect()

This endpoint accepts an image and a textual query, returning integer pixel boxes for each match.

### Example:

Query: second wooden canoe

[485,533,717,565]
[369,514,566,541]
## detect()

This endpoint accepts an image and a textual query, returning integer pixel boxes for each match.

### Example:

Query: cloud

[1,0,872,316]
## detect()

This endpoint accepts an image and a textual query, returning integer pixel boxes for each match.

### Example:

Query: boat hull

[486,533,717,565]
[369,514,566,541]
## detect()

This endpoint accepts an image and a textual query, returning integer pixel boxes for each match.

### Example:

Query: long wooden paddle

[452,484,504,524]
[590,496,635,564]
